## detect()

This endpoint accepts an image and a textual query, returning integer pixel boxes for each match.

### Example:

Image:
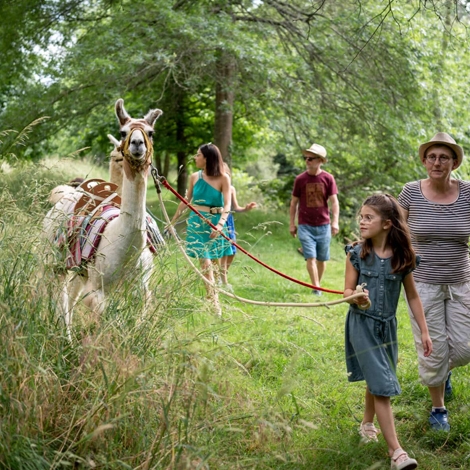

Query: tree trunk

[175,92,188,196]
[214,50,236,166]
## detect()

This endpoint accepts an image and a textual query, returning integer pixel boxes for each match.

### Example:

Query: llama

[108,134,124,195]
[48,178,85,204]
[48,136,123,204]
[43,99,163,338]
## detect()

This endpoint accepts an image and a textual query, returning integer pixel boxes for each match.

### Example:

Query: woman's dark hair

[360,193,416,273]
[199,143,224,177]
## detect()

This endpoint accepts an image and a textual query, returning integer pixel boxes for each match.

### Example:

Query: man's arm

[328,194,339,236]
[289,196,299,237]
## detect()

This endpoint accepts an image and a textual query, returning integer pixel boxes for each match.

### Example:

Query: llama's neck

[109,158,123,196]
[117,162,148,234]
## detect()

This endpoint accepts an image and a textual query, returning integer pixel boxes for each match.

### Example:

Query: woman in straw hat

[398,132,470,432]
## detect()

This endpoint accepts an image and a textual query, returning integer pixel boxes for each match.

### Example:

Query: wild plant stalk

[0,159,469,469]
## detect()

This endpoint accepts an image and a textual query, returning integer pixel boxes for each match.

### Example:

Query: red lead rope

[157,175,343,295]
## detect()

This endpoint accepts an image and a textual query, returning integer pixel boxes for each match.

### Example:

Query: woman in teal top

[170,143,232,316]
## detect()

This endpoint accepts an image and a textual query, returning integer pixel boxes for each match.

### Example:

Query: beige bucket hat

[302,143,327,161]
[419,132,464,168]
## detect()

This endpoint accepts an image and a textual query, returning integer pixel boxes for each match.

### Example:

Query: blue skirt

[226,213,236,254]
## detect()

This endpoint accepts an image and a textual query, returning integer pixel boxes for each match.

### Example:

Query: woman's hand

[210,223,222,239]
[422,333,433,357]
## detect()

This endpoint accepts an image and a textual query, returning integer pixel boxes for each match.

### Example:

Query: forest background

[3,0,470,226]
[2,1,470,469]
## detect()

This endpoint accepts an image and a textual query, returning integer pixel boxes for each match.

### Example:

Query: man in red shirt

[289,143,340,295]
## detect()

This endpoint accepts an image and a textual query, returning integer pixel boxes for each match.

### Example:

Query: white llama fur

[47,135,124,205]
[43,99,163,339]
[48,184,77,205]
[107,134,124,194]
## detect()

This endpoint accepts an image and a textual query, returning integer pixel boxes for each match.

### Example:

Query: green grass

[1,160,470,469]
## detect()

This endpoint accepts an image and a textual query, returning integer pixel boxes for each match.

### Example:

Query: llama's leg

[82,286,106,314]
[63,273,86,340]
[141,251,154,320]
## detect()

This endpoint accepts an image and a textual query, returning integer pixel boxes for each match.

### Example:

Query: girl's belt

[192,205,224,214]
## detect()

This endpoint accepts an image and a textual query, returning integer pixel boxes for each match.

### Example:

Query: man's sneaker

[390,448,418,470]
[358,422,379,443]
[445,371,453,399]
[312,289,322,296]
[429,408,450,432]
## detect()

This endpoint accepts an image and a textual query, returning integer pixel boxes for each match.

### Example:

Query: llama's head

[114,99,163,171]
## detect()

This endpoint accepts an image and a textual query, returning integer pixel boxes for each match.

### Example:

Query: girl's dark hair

[360,193,416,273]
[199,143,224,177]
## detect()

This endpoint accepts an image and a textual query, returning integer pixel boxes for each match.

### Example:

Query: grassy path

[0,163,469,469]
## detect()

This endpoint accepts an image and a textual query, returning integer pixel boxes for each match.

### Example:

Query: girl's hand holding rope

[343,284,371,310]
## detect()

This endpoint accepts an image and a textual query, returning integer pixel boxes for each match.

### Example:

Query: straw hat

[302,143,327,161]
[419,132,464,168]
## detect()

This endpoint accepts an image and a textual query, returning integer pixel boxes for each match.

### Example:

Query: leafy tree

[2,0,470,238]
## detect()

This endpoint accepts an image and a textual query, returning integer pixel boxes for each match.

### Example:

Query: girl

[344,194,432,470]
[220,162,258,290]
[170,143,233,316]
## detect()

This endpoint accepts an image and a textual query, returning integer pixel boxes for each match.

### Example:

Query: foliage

[2,1,470,232]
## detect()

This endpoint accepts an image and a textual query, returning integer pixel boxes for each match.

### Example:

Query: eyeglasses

[425,155,453,164]
[304,156,320,162]
[358,215,378,224]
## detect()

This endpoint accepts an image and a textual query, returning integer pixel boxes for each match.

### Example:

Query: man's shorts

[297,224,331,261]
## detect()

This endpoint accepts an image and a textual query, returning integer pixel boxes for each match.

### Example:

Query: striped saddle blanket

[53,180,165,270]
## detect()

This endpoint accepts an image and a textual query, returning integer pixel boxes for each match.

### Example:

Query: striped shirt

[398,180,470,284]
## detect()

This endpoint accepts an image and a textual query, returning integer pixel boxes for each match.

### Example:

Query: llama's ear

[144,108,163,127]
[115,98,131,126]
[107,134,121,148]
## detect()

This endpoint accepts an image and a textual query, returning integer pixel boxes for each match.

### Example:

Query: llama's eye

[148,131,154,139]
[120,131,127,138]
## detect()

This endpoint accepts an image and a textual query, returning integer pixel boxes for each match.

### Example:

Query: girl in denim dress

[344,194,432,470]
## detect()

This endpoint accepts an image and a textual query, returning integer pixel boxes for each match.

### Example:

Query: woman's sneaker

[358,422,380,443]
[390,448,418,470]
[429,408,450,431]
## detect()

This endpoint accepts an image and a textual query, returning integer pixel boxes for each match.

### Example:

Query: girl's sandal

[358,422,380,443]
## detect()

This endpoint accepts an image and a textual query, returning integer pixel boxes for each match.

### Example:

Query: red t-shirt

[292,170,338,226]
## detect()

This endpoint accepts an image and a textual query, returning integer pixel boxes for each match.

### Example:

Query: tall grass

[1,159,470,469]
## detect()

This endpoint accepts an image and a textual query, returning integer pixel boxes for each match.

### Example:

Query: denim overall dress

[345,244,414,397]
